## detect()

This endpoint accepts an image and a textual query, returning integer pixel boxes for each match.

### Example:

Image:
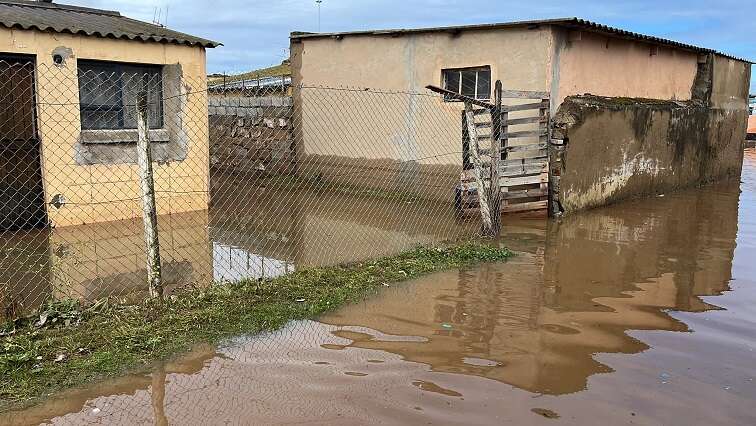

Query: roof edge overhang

[0,0,222,48]
[290,17,752,64]
[0,21,222,48]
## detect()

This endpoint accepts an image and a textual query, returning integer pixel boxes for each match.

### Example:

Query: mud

[3,152,756,425]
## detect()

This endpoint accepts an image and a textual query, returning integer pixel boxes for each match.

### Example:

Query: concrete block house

[0,0,219,229]
[290,18,752,213]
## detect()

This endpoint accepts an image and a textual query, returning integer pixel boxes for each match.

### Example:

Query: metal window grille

[442,66,491,101]
[78,60,164,130]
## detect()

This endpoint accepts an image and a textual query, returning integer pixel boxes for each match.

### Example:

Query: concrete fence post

[136,91,163,299]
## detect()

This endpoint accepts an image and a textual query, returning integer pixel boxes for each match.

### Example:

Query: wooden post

[136,92,163,299]
[489,81,503,235]
[464,102,493,236]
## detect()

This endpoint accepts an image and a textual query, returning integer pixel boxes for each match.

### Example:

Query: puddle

[3,149,756,425]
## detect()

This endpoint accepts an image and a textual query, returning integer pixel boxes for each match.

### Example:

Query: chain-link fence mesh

[0,59,492,321]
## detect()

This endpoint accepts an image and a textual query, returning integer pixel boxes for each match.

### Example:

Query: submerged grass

[0,242,512,412]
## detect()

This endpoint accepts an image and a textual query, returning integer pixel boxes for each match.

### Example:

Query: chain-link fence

[0,59,488,320]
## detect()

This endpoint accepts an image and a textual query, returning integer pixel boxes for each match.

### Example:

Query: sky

[75,0,755,92]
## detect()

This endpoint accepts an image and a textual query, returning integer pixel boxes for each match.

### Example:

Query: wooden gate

[427,82,550,229]
[491,89,550,214]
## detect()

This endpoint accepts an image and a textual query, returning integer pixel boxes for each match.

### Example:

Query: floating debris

[531,408,560,419]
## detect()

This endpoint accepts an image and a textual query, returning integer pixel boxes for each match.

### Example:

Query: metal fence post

[136,91,163,299]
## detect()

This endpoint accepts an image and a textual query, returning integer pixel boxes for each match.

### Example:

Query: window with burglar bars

[77,60,164,130]
[442,66,491,101]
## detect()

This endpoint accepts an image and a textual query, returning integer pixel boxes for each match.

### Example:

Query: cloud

[73,0,754,90]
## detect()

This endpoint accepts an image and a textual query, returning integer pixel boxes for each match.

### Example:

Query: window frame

[77,59,164,131]
[441,66,491,102]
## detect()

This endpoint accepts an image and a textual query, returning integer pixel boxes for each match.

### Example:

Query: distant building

[208,61,292,95]
[0,0,220,229]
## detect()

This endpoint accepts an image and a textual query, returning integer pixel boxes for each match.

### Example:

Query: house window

[442,66,491,101]
[77,60,163,130]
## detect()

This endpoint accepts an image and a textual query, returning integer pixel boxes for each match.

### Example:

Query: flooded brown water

[1,177,478,317]
[4,149,756,425]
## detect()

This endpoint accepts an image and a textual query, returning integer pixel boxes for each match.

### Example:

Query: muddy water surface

[4,149,756,425]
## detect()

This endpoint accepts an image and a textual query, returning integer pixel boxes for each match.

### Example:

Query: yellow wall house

[0,0,220,229]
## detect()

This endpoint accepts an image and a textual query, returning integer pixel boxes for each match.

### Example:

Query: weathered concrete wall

[0,26,210,227]
[710,55,751,110]
[550,93,747,213]
[209,95,295,175]
[551,29,701,108]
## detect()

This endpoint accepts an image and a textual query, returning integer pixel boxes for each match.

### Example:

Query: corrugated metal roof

[0,0,220,48]
[291,17,751,63]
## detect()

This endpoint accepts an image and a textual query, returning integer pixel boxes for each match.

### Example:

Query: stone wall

[550,95,747,213]
[209,95,295,175]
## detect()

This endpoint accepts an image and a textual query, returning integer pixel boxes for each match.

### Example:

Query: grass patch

[0,242,512,412]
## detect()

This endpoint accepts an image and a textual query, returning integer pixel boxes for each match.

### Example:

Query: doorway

[0,54,47,230]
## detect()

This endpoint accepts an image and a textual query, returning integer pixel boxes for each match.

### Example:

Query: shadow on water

[4,150,756,425]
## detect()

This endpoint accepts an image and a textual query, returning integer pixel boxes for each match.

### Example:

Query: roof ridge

[0,0,120,17]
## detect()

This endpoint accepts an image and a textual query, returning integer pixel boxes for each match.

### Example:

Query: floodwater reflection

[318,162,741,395]
[0,175,477,317]
[4,150,756,425]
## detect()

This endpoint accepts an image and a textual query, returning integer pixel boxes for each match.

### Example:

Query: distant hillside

[208,61,290,84]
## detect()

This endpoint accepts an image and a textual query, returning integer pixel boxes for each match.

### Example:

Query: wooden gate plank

[507,116,546,126]
[499,89,550,99]
[505,101,549,112]
[506,142,547,152]
[500,173,548,186]
[501,200,548,212]
[500,188,549,199]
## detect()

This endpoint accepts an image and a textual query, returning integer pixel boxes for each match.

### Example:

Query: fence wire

[0,60,486,320]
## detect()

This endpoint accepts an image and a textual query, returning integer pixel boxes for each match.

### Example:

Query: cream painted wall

[0,27,210,227]
[292,26,711,170]
[553,30,700,106]
[710,54,752,110]
[292,27,553,168]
